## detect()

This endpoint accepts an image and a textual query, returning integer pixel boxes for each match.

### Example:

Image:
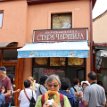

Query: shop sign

[33,28,88,42]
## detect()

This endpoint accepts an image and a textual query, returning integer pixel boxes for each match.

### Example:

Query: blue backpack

[59,90,77,107]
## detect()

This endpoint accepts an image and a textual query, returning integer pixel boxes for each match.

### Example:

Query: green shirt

[35,94,71,107]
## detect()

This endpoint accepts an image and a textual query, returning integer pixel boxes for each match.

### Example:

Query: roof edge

[27,0,96,6]
[93,9,107,22]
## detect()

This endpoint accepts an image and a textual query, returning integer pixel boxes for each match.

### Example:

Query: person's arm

[4,76,12,97]
[12,89,20,94]
[4,89,11,97]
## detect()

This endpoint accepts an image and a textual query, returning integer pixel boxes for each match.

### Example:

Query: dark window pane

[3,49,17,60]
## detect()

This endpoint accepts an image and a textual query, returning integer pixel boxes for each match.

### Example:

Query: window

[34,58,48,66]
[68,58,84,66]
[3,49,17,61]
[50,57,66,66]
[51,13,72,29]
[0,10,3,28]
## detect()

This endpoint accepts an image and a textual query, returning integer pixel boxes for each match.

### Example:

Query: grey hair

[45,74,61,84]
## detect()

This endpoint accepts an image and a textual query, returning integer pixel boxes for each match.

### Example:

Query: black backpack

[29,93,36,107]
[24,89,36,107]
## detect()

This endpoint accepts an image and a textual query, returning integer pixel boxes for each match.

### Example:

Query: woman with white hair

[35,74,71,107]
[79,81,90,107]
[81,81,90,92]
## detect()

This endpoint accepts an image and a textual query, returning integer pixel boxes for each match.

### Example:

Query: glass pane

[68,58,84,66]
[51,13,72,29]
[3,49,17,60]
[34,58,48,66]
[50,57,65,66]
[0,11,3,28]
[66,67,85,83]
[6,66,15,77]
[33,68,65,82]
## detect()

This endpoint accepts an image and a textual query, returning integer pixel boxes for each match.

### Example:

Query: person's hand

[43,100,59,107]
[75,91,83,98]
[16,89,20,92]
[1,87,5,93]
[43,102,50,107]
[52,101,59,107]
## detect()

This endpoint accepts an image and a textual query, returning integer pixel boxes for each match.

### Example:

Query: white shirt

[18,88,37,107]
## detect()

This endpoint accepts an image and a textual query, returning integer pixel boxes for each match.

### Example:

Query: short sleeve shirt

[0,76,12,103]
[83,83,106,107]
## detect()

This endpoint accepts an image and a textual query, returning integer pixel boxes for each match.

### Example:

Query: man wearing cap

[0,66,12,107]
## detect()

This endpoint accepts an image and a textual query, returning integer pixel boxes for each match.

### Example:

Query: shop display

[68,58,84,65]
[35,58,48,65]
[50,58,65,66]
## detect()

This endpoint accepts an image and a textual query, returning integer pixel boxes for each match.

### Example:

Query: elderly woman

[35,74,71,107]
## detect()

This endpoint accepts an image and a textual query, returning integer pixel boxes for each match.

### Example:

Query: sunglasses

[48,84,59,88]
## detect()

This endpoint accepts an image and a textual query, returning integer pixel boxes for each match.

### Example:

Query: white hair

[45,74,61,84]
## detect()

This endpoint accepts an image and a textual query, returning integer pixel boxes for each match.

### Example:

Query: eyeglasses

[48,84,59,88]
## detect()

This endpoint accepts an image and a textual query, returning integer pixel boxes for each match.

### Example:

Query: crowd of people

[0,66,107,107]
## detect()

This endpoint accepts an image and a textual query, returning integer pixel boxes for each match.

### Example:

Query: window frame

[51,12,72,29]
[0,10,4,28]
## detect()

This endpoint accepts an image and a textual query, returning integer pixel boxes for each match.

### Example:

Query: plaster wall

[0,0,27,46]
[93,13,107,43]
[27,0,91,42]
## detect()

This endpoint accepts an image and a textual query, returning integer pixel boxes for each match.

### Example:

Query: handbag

[24,89,36,107]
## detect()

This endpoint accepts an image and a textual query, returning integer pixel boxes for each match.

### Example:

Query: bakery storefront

[18,28,89,82]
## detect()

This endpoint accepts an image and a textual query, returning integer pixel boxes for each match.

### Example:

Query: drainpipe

[89,0,94,71]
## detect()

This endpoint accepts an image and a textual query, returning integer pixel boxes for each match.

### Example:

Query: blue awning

[17,42,89,58]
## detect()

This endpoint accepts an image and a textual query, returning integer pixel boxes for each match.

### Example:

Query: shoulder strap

[39,85,42,94]
[24,89,30,101]
[60,94,64,107]
[73,86,77,92]
[41,94,45,106]
[32,90,33,97]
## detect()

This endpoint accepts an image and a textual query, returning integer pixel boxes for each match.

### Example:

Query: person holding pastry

[35,74,71,107]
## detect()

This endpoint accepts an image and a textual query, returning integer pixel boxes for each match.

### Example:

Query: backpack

[24,89,36,107]
[41,93,64,107]
[29,94,36,107]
